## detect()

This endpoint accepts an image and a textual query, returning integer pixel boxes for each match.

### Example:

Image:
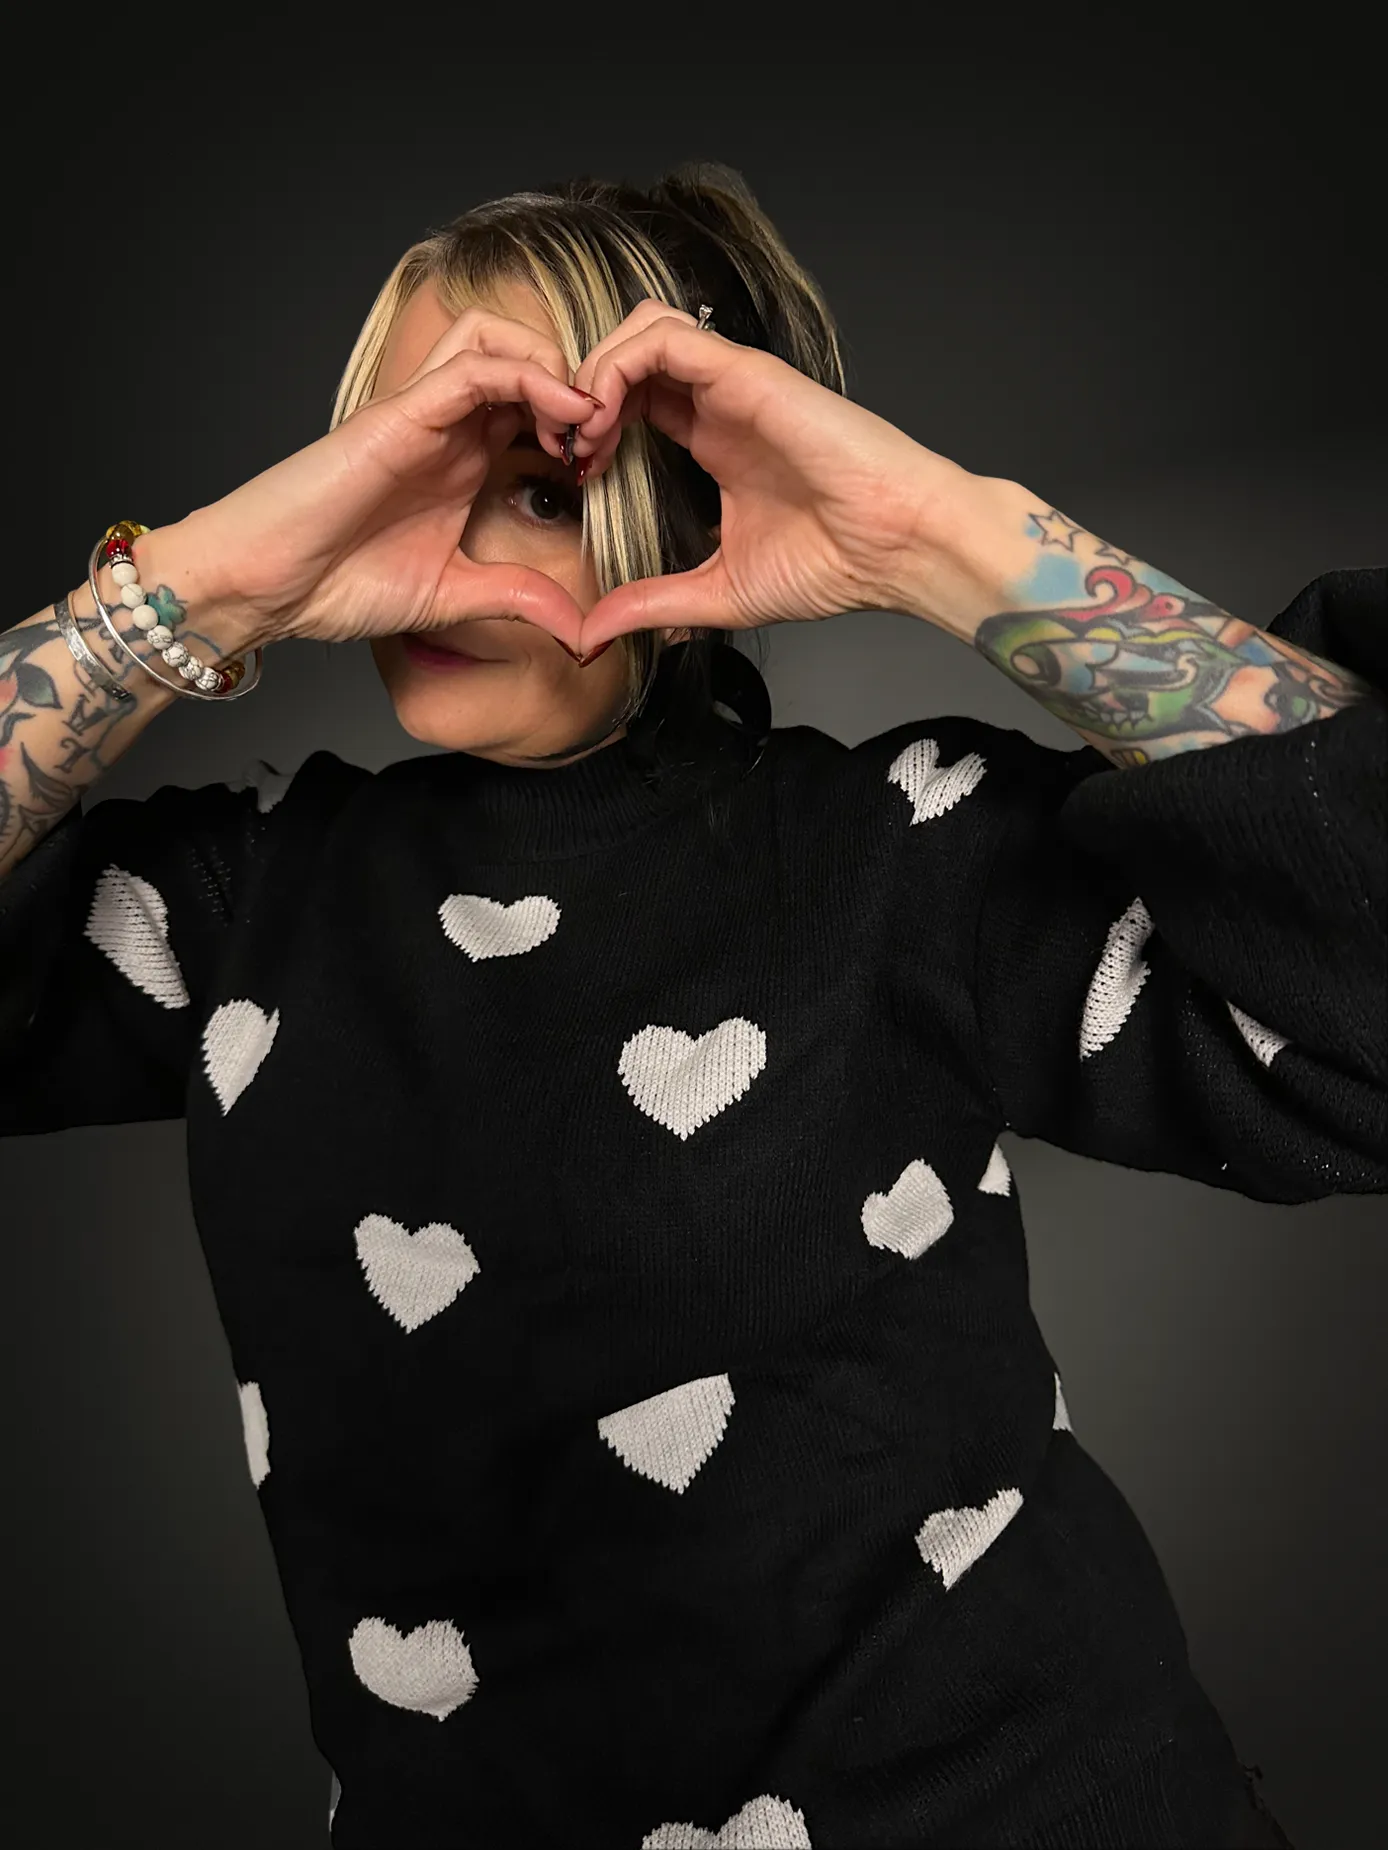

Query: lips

[416,631,488,658]
[401,635,495,668]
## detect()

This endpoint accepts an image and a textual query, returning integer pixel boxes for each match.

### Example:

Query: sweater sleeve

[0,760,286,1138]
[965,566,1387,1202]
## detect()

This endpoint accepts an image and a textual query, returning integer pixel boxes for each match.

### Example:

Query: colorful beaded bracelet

[87,521,263,701]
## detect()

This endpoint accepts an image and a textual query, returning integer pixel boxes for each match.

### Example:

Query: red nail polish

[578,640,613,668]
[575,457,591,487]
[573,389,606,408]
[555,638,583,663]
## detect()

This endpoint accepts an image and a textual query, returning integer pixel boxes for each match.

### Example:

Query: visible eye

[510,474,583,527]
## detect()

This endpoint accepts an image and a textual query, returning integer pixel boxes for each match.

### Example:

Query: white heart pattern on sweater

[887,736,987,825]
[598,1373,735,1493]
[238,1380,270,1488]
[916,1486,1023,1590]
[977,1142,1012,1195]
[439,892,560,960]
[354,1214,480,1333]
[642,1793,812,1849]
[1227,1000,1287,1069]
[84,866,189,1008]
[202,1000,280,1113]
[348,1617,477,1720]
[226,757,293,813]
[618,1018,767,1139]
[1080,898,1154,1058]
[861,1159,954,1259]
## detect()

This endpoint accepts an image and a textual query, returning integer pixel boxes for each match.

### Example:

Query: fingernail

[572,389,606,408]
[575,457,591,487]
[578,641,613,668]
[555,638,583,663]
[560,424,576,466]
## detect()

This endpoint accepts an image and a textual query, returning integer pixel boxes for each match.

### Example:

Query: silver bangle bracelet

[87,537,263,703]
[54,592,135,702]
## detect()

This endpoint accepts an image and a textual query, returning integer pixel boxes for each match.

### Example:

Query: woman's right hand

[163,307,599,654]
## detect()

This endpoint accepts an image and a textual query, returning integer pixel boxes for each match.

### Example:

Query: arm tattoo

[0,606,141,852]
[974,507,1378,766]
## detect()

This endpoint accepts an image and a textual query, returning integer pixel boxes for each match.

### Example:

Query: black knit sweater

[3,570,1384,1848]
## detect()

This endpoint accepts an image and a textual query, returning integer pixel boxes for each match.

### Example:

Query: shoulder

[118,750,385,884]
[77,748,379,842]
[223,747,377,821]
[759,716,1093,840]
[1266,566,1388,687]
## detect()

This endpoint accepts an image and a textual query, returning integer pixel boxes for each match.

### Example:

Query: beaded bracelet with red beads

[94,521,250,697]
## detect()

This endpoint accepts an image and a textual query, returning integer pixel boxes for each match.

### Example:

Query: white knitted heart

[348,1617,477,1721]
[1080,898,1153,1058]
[861,1159,954,1259]
[1227,1000,1287,1069]
[977,1142,1012,1196]
[84,865,189,1008]
[202,1000,280,1113]
[599,1373,735,1494]
[1053,1373,1071,1432]
[354,1214,480,1333]
[227,757,292,813]
[916,1486,1023,1590]
[439,892,560,960]
[238,1380,270,1488]
[643,1793,812,1849]
[618,1018,767,1139]
[887,736,987,825]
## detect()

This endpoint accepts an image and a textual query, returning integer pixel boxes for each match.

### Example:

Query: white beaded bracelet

[87,531,262,702]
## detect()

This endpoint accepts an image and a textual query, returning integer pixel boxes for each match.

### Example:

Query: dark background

[6,37,1385,1850]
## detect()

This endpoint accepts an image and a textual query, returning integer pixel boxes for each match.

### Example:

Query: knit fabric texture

[2,569,1384,1847]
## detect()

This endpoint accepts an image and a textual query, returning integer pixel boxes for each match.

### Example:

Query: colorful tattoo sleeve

[974,507,1375,766]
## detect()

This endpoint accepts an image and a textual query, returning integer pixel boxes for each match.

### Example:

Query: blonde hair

[331,163,845,718]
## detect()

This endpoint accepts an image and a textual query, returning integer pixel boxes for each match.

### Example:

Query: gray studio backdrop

[6,441,1384,1849]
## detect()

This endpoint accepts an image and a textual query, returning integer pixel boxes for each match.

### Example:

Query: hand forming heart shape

[569,297,992,656]
[176,289,1014,663]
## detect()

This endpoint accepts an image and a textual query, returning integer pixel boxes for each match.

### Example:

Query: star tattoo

[1027,508,1083,551]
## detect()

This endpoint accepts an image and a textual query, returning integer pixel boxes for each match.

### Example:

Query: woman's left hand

[570,300,1010,654]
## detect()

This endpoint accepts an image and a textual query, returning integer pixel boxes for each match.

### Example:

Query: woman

[2,164,1380,1848]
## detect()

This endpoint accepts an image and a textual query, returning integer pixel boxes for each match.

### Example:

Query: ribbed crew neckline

[388,725,754,861]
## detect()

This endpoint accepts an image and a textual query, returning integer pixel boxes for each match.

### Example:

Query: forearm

[0,523,261,879]
[921,477,1378,768]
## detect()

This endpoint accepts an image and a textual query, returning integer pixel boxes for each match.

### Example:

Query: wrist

[895,474,1041,642]
[121,515,275,658]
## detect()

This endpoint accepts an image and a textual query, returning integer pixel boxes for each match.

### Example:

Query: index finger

[571,318,734,459]
[405,304,571,386]
[572,297,700,396]
[400,304,583,458]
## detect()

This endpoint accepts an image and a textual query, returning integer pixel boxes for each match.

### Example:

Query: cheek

[573,644,631,710]
[460,505,596,607]
[513,634,630,721]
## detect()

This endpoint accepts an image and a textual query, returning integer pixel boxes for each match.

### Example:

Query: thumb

[579,555,734,653]
[428,557,586,653]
